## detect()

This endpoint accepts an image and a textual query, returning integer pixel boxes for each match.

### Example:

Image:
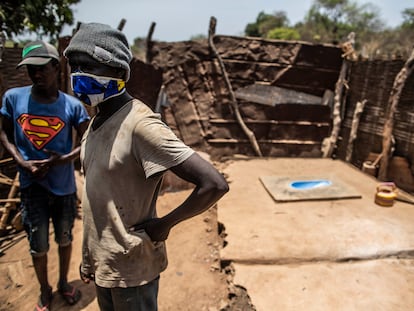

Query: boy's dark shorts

[20,183,77,257]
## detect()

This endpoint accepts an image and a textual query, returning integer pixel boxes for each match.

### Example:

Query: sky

[59,0,410,44]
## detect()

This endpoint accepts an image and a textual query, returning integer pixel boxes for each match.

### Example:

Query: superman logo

[17,114,65,150]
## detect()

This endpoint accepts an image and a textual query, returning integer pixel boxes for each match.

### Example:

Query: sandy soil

[0,188,239,311]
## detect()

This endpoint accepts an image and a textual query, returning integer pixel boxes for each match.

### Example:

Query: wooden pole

[322,58,349,157]
[146,22,156,64]
[117,18,127,31]
[0,31,5,62]
[207,17,262,157]
[322,33,355,158]
[378,49,414,180]
[346,99,367,162]
[0,172,20,236]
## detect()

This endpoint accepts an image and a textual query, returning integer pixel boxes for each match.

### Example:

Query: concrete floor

[218,157,414,311]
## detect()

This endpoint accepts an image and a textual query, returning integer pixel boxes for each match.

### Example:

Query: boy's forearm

[162,182,228,229]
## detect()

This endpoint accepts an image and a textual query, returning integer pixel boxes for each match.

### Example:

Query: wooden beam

[378,48,414,180]
[0,172,20,235]
[346,99,367,162]
[208,138,321,145]
[208,16,262,157]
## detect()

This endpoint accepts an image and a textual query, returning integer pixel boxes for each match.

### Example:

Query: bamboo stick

[378,49,414,180]
[207,17,262,157]
[0,172,20,235]
[322,58,349,157]
[346,99,367,162]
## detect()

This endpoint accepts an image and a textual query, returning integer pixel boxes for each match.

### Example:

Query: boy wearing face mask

[0,40,90,311]
[64,23,229,311]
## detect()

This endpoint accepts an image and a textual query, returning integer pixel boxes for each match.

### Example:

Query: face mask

[70,72,126,107]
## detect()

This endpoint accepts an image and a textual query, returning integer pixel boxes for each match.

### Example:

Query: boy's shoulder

[60,91,84,106]
[4,85,31,97]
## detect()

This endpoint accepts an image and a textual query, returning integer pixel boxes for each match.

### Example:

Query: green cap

[17,40,60,68]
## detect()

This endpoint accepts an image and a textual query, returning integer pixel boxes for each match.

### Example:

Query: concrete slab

[219,158,414,310]
[219,158,414,262]
[233,259,414,311]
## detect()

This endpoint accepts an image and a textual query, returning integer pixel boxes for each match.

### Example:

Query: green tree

[298,0,384,44]
[401,8,414,29]
[244,1,411,58]
[245,11,289,37]
[131,37,146,61]
[374,8,414,58]
[267,28,300,40]
[190,34,207,41]
[0,0,80,41]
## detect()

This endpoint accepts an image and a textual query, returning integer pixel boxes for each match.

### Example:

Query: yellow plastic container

[375,182,397,207]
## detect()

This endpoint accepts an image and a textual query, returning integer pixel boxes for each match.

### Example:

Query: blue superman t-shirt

[1,86,90,195]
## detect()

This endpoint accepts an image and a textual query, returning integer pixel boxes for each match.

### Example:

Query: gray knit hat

[64,23,132,81]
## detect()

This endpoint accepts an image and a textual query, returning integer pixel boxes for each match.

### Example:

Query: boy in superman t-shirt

[0,40,90,311]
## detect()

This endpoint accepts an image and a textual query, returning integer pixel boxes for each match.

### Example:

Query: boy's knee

[58,240,72,248]
[55,228,73,246]
[31,250,48,257]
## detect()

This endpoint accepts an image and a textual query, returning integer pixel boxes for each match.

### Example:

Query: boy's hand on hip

[130,218,171,242]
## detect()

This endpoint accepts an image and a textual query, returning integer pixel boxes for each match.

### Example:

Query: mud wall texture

[1,36,413,183]
[148,36,414,190]
[0,46,31,99]
[149,36,342,159]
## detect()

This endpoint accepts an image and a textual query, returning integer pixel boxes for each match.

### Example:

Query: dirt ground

[2,155,414,311]
[0,180,248,311]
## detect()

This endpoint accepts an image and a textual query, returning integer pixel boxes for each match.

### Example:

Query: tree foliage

[245,11,289,37]
[267,28,300,40]
[401,8,414,29]
[131,37,146,61]
[190,34,207,41]
[244,0,384,43]
[243,0,413,58]
[299,0,384,44]
[0,0,80,41]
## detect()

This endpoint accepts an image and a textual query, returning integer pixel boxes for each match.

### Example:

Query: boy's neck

[31,85,59,104]
[92,91,133,130]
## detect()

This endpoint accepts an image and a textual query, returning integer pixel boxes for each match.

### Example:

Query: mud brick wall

[213,36,342,96]
[0,47,31,163]
[4,37,413,168]
[127,58,163,111]
[0,47,31,99]
[0,47,29,194]
[149,36,342,159]
[336,59,414,173]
